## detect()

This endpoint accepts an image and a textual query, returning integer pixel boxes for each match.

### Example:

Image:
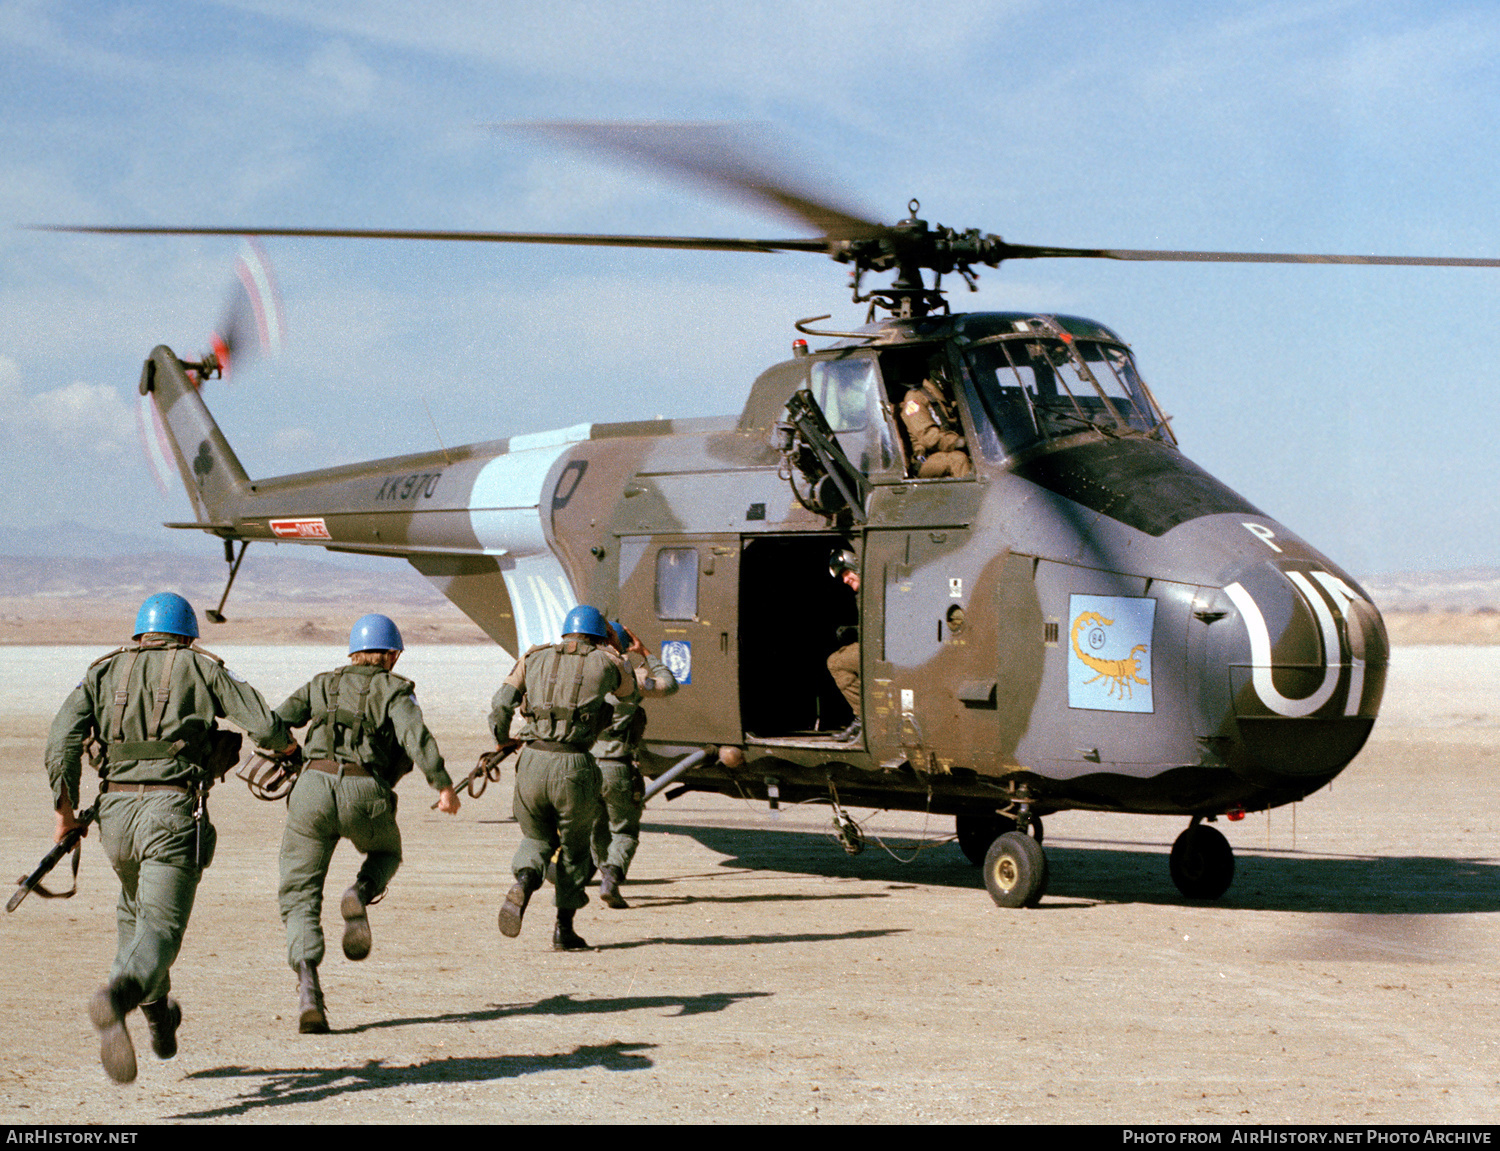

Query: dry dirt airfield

[0,626,1496,1125]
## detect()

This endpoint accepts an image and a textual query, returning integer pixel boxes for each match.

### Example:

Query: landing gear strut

[955,812,1043,865]
[1169,820,1235,899]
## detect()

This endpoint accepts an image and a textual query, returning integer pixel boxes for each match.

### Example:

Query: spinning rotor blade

[34,223,827,255]
[212,238,284,376]
[510,121,886,242]
[994,242,1500,268]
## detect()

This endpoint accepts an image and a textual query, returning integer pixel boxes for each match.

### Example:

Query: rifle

[8,800,100,912]
[432,743,518,808]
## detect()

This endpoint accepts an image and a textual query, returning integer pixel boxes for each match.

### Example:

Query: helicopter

[45,123,1500,910]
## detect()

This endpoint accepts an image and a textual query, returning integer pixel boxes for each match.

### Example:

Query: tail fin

[139,347,251,525]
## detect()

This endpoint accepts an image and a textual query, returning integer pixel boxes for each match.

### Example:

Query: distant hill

[1360,567,1500,613]
[0,551,447,606]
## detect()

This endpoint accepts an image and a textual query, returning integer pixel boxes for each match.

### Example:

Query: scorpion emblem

[1071,611,1150,699]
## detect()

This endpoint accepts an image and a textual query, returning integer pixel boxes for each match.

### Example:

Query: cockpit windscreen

[962,321,1172,458]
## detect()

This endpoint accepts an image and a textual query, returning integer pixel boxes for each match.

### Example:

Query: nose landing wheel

[1169,822,1235,899]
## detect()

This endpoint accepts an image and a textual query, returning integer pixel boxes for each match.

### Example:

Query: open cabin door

[616,533,742,745]
[738,532,859,739]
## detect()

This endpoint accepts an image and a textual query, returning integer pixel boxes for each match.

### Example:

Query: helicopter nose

[1210,560,1387,787]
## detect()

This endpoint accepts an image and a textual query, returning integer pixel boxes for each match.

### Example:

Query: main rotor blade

[511,121,886,242]
[999,242,1500,268]
[31,223,828,254]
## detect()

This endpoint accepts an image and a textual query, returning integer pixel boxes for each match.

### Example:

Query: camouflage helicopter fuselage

[141,309,1386,827]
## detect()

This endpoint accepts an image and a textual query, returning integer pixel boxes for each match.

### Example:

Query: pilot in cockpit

[899,359,972,478]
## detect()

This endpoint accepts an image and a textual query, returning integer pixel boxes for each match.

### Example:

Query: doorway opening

[740,533,859,738]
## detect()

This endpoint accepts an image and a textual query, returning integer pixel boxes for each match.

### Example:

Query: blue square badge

[661,640,691,686]
[1067,595,1155,713]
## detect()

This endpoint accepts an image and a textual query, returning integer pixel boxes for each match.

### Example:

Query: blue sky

[3,0,1499,578]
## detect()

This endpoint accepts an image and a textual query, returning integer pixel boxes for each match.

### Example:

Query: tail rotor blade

[136,391,175,498]
[211,238,284,378]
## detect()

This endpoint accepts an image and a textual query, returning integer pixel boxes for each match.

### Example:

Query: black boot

[139,997,181,1059]
[88,975,142,1085]
[598,865,628,910]
[553,908,589,951]
[297,961,328,1034]
[341,883,374,961]
[498,868,541,938]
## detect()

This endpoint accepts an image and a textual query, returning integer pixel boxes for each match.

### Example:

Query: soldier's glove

[833,625,858,649]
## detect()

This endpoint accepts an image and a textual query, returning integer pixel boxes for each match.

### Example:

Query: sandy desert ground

[0,641,1495,1125]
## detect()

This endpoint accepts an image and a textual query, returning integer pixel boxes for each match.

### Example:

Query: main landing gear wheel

[1169,824,1235,900]
[956,814,1016,866]
[982,831,1049,908]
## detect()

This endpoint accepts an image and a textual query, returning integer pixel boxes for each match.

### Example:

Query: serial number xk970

[376,471,442,501]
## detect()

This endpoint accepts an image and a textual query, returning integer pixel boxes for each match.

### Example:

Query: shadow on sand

[644,820,1500,914]
[177,1040,654,1119]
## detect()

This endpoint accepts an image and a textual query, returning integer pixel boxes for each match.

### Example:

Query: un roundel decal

[661,640,691,686]
[1067,594,1155,713]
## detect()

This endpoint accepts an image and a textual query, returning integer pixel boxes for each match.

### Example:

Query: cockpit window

[961,317,1173,458]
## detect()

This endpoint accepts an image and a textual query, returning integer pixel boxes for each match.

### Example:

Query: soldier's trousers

[827,641,861,714]
[278,768,402,970]
[590,758,644,877]
[511,745,601,911]
[98,791,213,1003]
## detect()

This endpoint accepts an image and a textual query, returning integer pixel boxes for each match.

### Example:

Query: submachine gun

[8,799,99,912]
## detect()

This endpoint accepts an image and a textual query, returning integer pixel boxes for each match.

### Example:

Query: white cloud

[0,371,136,456]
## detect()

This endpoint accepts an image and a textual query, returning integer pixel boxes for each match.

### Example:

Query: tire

[1169,824,1235,899]
[982,831,1048,908]
[956,813,1016,866]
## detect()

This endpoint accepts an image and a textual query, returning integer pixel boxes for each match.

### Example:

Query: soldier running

[590,619,680,909]
[44,593,294,1084]
[489,605,638,950]
[273,614,460,1033]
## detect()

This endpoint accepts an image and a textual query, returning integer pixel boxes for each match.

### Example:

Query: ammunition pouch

[236,745,303,801]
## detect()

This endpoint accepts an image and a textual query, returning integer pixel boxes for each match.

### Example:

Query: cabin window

[808,358,876,432]
[961,321,1172,457]
[655,548,699,620]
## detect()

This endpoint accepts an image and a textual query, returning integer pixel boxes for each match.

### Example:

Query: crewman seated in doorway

[825,548,862,742]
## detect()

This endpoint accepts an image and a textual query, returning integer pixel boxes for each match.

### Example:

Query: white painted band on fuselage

[502,553,578,651]
[1225,574,1342,718]
[466,424,592,557]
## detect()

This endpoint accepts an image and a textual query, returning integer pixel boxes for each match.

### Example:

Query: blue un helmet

[608,619,630,651]
[561,605,609,641]
[134,592,199,640]
[349,613,404,654]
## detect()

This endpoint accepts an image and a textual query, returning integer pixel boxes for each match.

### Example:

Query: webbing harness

[308,667,374,767]
[530,640,598,740]
[104,645,190,769]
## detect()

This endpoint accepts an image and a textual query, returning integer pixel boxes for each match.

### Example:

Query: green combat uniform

[275,664,453,971]
[590,651,679,884]
[44,637,291,1071]
[489,637,637,913]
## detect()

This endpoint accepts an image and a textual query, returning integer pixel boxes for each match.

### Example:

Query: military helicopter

[45,124,1500,909]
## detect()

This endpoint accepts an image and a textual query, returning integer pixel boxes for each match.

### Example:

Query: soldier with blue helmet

[489,604,638,950]
[273,614,459,1033]
[45,592,294,1084]
[590,619,679,909]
